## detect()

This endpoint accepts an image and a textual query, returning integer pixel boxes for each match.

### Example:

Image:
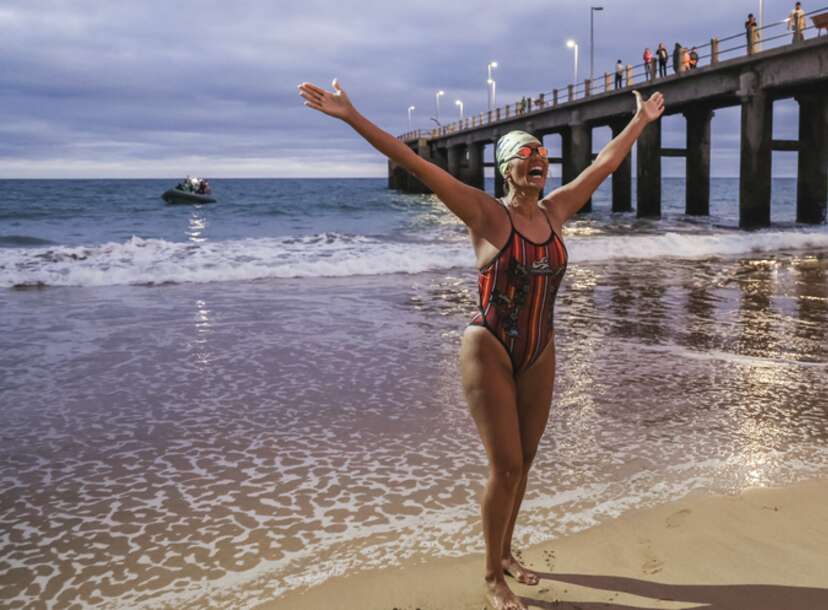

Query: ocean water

[1,178,827,610]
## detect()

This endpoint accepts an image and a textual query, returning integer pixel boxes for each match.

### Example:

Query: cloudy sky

[0,0,809,178]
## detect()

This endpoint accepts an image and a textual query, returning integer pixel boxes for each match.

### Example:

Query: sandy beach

[261,477,828,610]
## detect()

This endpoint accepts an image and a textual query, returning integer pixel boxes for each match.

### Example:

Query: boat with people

[162,176,216,204]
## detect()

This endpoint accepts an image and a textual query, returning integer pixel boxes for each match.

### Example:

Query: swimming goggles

[511,145,549,160]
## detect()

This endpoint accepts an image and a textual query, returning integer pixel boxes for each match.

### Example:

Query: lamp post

[487,61,498,110]
[590,6,604,81]
[408,105,415,131]
[435,90,444,123]
[758,0,764,50]
[566,39,579,85]
[455,99,464,121]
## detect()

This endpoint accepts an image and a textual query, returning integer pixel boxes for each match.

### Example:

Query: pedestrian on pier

[298,77,666,610]
[689,46,699,69]
[657,43,669,77]
[680,47,691,73]
[788,2,806,43]
[672,42,682,74]
[643,48,653,81]
[615,59,624,88]
[745,13,759,54]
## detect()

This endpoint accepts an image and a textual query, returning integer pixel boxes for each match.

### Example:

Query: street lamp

[758,0,764,50]
[488,78,497,110]
[590,6,604,81]
[408,105,415,131]
[455,99,464,121]
[435,90,445,123]
[487,61,498,110]
[566,39,579,85]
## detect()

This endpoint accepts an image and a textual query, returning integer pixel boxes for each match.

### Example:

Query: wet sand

[260,477,828,610]
[2,251,827,609]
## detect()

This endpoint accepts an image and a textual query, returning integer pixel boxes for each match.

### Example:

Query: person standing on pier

[689,46,699,69]
[643,48,654,81]
[672,42,682,73]
[615,59,624,88]
[297,78,665,610]
[788,2,807,43]
[745,13,762,54]
[680,47,691,73]
[657,42,669,77]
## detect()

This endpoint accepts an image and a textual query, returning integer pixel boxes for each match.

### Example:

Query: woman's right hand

[298,79,356,121]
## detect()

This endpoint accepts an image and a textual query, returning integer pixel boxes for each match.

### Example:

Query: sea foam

[1,228,827,288]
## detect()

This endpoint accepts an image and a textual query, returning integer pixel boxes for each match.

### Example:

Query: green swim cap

[495,130,541,178]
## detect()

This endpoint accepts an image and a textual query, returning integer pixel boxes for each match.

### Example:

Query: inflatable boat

[162,188,217,204]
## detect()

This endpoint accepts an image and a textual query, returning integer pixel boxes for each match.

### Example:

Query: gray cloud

[0,0,808,177]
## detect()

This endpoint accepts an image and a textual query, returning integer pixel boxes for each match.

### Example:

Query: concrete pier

[685,108,713,216]
[393,35,828,228]
[563,122,592,214]
[637,117,661,218]
[464,142,485,189]
[610,117,633,213]
[739,75,772,229]
[796,92,828,224]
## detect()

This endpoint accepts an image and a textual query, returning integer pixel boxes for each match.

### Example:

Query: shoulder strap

[540,206,555,232]
[497,197,515,228]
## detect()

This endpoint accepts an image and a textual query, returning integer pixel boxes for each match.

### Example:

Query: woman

[643,47,653,81]
[298,79,664,610]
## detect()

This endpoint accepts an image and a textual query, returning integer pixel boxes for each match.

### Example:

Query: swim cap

[495,130,542,178]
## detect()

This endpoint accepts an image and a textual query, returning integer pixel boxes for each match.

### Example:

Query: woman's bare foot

[502,555,540,585]
[485,578,527,610]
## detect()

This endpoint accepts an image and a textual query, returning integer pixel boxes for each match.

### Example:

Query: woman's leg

[500,340,557,585]
[460,326,527,610]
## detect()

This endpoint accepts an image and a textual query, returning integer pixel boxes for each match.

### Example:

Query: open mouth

[528,168,545,178]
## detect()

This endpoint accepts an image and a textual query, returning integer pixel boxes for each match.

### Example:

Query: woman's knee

[489,457,524,489]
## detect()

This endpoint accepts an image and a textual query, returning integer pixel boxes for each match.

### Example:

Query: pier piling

[796,91,828,224]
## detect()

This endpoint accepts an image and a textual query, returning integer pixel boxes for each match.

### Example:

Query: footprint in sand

[642,557,664,575]
[665,508,691,529]
[542,549,557,569]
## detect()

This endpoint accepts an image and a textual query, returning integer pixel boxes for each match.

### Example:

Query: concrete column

[401,139,433,194]
[684,108,713,215]
[495,166,505,198]
[388,159,398,189]
[610,118,633,212]
[433,147,448,171]
[447,144,462,179]
[795,92,828,224]
[465,142,485,189]
[563,123,592,213]
[739,89,772,229]
[637,116,661,217]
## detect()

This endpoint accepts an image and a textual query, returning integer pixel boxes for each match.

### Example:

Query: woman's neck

[504,189,540,217]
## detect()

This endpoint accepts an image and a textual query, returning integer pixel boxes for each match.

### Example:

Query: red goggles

[512,145,549,160]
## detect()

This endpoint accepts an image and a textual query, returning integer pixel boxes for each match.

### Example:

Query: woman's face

[506,142,548,192]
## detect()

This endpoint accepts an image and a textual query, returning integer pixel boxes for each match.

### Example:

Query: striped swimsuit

[469,201,568,375]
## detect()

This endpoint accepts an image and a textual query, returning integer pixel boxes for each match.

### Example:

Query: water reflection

[192,298,213,367]
[188,212,207,243]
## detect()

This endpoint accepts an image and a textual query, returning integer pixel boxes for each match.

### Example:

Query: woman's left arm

[543,90,665,225]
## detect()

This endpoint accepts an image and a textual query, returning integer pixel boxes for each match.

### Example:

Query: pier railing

[398,5,828,141]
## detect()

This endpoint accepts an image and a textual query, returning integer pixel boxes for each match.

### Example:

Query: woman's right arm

[298,80,492,231]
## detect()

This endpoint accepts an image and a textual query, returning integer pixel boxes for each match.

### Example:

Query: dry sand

[257,477,828,610]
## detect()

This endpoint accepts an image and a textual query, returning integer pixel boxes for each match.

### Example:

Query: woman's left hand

[633,90,665,123]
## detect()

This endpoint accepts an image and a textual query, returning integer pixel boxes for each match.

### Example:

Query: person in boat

[298,78,664,610]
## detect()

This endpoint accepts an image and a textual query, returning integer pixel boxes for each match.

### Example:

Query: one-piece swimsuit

[468,200,568,375]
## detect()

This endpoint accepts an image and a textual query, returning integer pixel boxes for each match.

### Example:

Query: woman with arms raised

[298,79,664,610]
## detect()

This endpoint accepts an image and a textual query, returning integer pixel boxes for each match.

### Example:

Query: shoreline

[258,477,828,610]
